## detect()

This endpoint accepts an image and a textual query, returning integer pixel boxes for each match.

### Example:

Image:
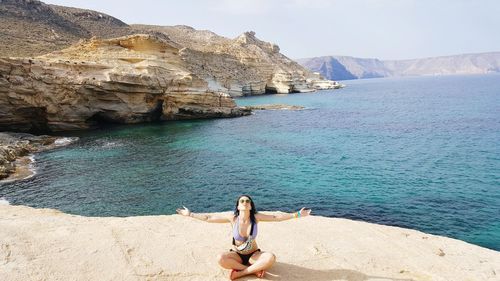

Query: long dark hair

[233,194,258,225]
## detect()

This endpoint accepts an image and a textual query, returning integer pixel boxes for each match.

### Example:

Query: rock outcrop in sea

[244,104,306,111]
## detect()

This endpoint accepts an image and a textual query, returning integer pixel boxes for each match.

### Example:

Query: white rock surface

[0,204,499,281]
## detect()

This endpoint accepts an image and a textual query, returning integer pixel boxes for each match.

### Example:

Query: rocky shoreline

[0,132,77,182]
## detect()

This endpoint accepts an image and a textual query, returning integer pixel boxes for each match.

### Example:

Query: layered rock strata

[1,1,340,97]
[133,27,338,96]
[0,35,250,132]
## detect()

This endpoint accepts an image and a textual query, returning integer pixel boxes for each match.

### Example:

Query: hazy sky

[43,0,500,60]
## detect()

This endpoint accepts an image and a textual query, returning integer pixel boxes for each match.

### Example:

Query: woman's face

[238,196,252,211]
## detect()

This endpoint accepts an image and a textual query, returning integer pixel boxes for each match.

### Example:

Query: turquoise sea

[1,74,499,251]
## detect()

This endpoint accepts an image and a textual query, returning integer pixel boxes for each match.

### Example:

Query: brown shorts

[229,249,261,265]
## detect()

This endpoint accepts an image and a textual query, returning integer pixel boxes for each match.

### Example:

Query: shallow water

[1,74,499,251]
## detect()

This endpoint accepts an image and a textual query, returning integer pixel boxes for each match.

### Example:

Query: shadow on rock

[249,262,415,281]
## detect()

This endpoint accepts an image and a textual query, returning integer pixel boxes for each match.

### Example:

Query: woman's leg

[230,251,276,279]
[217,251,248,271]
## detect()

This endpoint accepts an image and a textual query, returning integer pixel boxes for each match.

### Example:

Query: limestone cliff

[0,35,250,132]
[132,26,339,96]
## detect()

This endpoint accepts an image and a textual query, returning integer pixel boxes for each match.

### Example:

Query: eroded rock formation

[133,27,338,96]
[0,35,251,132]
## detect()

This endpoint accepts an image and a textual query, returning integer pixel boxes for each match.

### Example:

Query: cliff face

[298,53,500,80]
[132,26,337,96]
[0,35,250,132]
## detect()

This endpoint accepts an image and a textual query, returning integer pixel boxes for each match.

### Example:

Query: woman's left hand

[299,207,311,217]
[176,206,191,216]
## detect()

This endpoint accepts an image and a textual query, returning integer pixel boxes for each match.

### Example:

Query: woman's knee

[265,253,276,264]
[216,253,227,265]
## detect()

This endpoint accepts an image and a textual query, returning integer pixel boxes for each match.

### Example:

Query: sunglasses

[239,199,251,204]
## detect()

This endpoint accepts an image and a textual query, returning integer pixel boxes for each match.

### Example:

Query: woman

[176,194,311,280]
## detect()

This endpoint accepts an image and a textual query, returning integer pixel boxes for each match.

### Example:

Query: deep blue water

[1,74,499,251]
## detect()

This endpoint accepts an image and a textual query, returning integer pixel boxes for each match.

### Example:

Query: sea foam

[0,197,10,205]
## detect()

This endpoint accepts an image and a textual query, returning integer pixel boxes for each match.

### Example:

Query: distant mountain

[297,52,500,80]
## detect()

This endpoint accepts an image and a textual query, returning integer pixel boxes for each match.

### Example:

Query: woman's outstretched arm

[256,207,311,222]
[176,206,232,223]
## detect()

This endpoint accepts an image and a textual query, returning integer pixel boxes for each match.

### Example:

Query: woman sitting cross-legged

[176,194,311,280]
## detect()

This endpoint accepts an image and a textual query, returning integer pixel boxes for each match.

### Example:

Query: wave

[0,197,10,205]
[26,154,37,180]
[94,139,125,148]
[102,141,122,148]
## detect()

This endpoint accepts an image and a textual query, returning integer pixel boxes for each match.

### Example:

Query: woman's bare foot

[256,270,265,278]
[230,268,265,280]
[229,269,239,280]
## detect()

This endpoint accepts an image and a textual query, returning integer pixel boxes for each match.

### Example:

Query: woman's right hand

[176,206,191,216]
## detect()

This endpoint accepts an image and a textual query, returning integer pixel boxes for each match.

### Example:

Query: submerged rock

[244,104,305,111]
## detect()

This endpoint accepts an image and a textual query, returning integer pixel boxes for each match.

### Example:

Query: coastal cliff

[0,0,337,179]
[0,204,499,281]
[0,0,337,97]
[0,0,339,134]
